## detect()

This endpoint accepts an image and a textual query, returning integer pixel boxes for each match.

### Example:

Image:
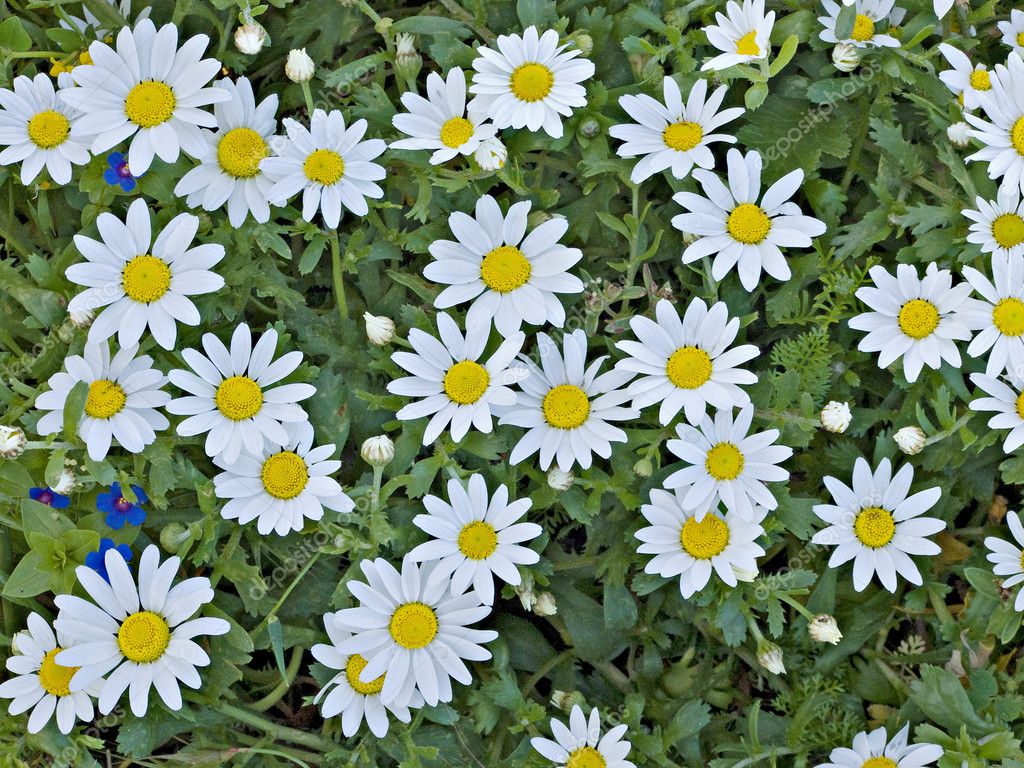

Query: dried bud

[894,426,926,455]
[832,42,861,73]
[52,467,76,495]
[808,614,843,645]
[533,592,557,616]
[361,435,395,468]
[363,312,395,346]
[946,121,971,148]
[547,467,574,491]
[234,23,267,55]
[0,425,26,459]
[819,401,852,433]
[474,137,507,172]
[285,48,314,83]
[756,640,786,675]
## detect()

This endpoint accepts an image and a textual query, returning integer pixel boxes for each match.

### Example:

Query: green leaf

[63,380,88,446]
[0,17,32,52]
[909,666,995,738]
[2,551,49,598]
[768,35,799,77]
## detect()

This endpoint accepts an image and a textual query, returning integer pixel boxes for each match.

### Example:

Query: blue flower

[85,538,132,583]
[28,486,70,509]
[97,482,148,530]
[103,151,140,192]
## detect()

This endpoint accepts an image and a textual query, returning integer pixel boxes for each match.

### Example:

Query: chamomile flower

[937,43,993,111]
[213,420,354,536]
[261,108,386,228]
[54,545,230,716]
[59,18,230,174]
[700,0,776,72]
[963,186,1024,258]
[311,614,422,737]
[609,77,744,183]
[408,474,542,605]
[968,371,1024,452]
[984,510,1024,612]
[531,705,636,768]
[0,73,90,185]
[813,723,943,768]
[998,9,1024,55]
[174,77,279,227]
[849,263,973,383]
[499,330,638,473]
[468,26,594,139]
[166,323,315,464]
[391,67,496,164]
[672,148,826,292]
[965,52,1024,195]
[960,252,1024,376]
[636,489,765,598]
[424,195,584,335]
[615,298,758,426]
[664,404,793,521]
[66,199,225,350]
[810,457,945,592]
[331,557,498,707]
[818,0,901,49]
[35,342,170,462]
[0,613,101,734]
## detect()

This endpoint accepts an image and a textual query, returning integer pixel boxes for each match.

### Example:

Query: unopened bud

[234,23,267,55]
[361,435,395,468]
[808,614,843,645]
[819,401,851,433]
[363,312,395,346]
[894,426,926,455]
[547,467,574,491]
[0,425,26,459]
[832,42,860,73]
[285,48,314,83]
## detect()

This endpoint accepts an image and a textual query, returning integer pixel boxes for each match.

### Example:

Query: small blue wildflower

[103,151,140,192]
[28,486,70,509]
[97,482,148,530]
[85,538,132,583]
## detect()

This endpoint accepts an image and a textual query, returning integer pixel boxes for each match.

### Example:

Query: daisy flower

[937,43,993,111]
[261,108,386,228]
[97,482,148,530]
[0,613,101,734]
[35,342,170,462]
[213,420,354,536]
[963,186,1024,258]
[968,371,1024,452]
[818,0,901,49]
[311,613,422,737]
[468,25,594,139]
[672,148,826,292]
[66,198,226,350]
[615,298,758,426]
[810,457,945,592]
[174,77,279,227]
[984,510,1024,612]
[609,77,744,183]
[997,9,1024,55]
[331,557,498,707]
[965,52,1024,195]
[700,0,776,72]
[531,705,636,768]
[960,252,1024,376]
[849,263,973,383]
[387,312,527,444]
[664,404,793,521]
[408,474,542,605]
[0,73,90,185]
[424,195,584,335]
[813,723,943,768]
[54,545,230,716]
[166,323,315,464]
[499,330,637,473]
[59,18,229,175]
[391,67,496,164]
[635,489,765,598]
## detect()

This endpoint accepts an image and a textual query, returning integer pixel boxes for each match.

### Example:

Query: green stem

[253,550,323,638]
[329,230,348,323]
[250,646,305,712]
[300,80,315,115]
[776,592,816,621]
[217,703,330,751]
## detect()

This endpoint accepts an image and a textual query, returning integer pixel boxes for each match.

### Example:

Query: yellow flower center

[679,514,730,559]
[439,117,475,149]
[969,69,992,91]
[85,379,126,419]
[388,602,438,649]
[542,384,591,429]
[897,299,939,340]
[457,521,498,560]
[125,81,176,128]
[344,653,385,695]
[217,127,268,178]
[862,758,898,768]
[215,375,263,421]
[303,148,345,185]
[993,213,1024,249]
[735,31,760,56]
[1012,117,1024,157]
[663,121,704,151]
[852,14,875,42]
[705,442,744,481]
[27,110,70,149]
[566,746,607,768]
[727,203,772,245]
[38,648,77,697]
[480,244,532,293]
[443,360,490,405]
[666,347,713,389]
[993,298,1024,337]
[260,451,309,500]
[122,254,171,303]
[1019,31,1024,47]
[853,506,896,548]
[117,611,170,663]
[509,63,554,102]
[1017,391,1024,419]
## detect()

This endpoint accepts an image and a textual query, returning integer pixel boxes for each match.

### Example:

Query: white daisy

[261,108,386,228]
[468,25,594,139]
[54,545,230,716]
[311,614,422,737]
[609,77,744,183]
[672,148,826,292]
[933,0,954,18]
[0,73,90,185]
[391,67,496,164]
[213,420,354,536]
[813,723,943,768]
[0,613,101,734]
[664,404,793,521]
[408,474,542,605]
[59,18,230,175]
[938,43,993,111]
[998,9,1024,56]
[960,251,1024,376]
[166,323,315,464]
[424,195,584,335]
[848,263,973,383]
[331,557,498,707]
[700,0,776,72]
[35,342,169,462]
[965,52,1024,195]
[173,76,279,227]
[968,370,1024,452]
[810,457,945,592]
[66,198,225,350]
[984,510,1024,612]
[818,0,901,49]
[963,186,1024,258]
[635,489,765,598]
[615,298,759,426]
[499,329,637,473]
[531,705,636,768]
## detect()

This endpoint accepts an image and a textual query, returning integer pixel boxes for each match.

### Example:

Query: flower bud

[361,435,395,468]
[547,467,574,491]
[550,689,586,711]
[513,581,537,611]
[819,401,851,433]
[832,42,861,73]
[732,566,757,583]
[533,592,557,616]
[947,121,971,148]
[0,425,26,459]
[285,48,314,83]
[52,467,76,495]
[394,33,422,82]
[363,312,395,346]
[234,23,267,55]
[573,33,593,57]
[756,640,786,675]
[474,137,507,172]
[579,117,600,139]
[375,17,394,35]
[808,614,843,645]
[894,426,926,455]
[160,522,191,553]
[633,456,653,478]
[69,307,94,329]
